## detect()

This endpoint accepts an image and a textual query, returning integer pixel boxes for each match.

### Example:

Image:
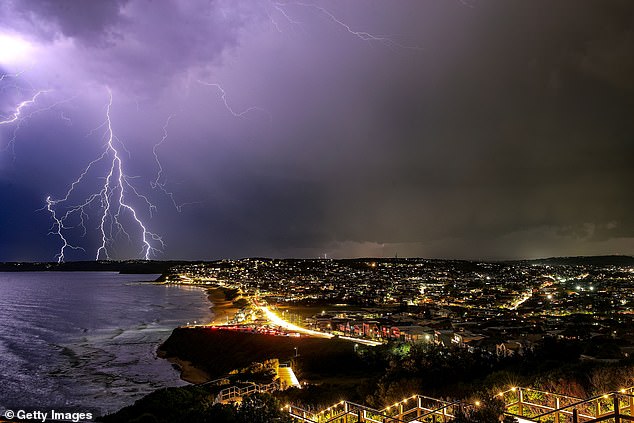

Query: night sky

[1,1,633,261]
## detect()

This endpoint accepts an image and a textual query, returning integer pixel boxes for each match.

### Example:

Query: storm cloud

[0,0,633,261]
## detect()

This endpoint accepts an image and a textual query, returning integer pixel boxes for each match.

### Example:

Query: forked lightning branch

[45,88,164,263]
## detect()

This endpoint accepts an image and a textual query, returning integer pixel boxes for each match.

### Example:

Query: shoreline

[157,350,211,385]
[157,285,240,384]
[205,287,240,326]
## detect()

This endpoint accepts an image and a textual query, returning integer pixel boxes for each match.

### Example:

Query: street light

[294,347,298,357]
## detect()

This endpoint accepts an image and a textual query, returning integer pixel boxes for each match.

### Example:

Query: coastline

[0,272,216,416]
[157,285,240,384]
[158,352,211,385]
[156,284,368,386]
[205,287,240,326]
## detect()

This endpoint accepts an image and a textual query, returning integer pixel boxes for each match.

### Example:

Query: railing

[214,381,279,404]
[500,386,584,420]
[288,387,634,423]
[380,395,460,423]
[501,386,634,423]
[288,400,404,423]
[287,395,460,423]
[197,376,230,387]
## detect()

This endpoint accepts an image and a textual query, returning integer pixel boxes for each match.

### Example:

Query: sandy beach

[158,285,241,384]
[206,287,240,325]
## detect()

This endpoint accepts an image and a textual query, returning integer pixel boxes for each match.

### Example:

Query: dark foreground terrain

[159,328,372,382]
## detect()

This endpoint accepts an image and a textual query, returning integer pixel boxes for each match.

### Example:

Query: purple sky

[1,0,633,261]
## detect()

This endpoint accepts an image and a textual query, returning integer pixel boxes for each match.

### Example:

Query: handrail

[215,381,280,403]
[288,398,461,423]
[418,400,461,419]
[503,388,634,422]
[499,386,584,402]
[330,402,404,423]
[288,387,634,423]
[532,391,619,419]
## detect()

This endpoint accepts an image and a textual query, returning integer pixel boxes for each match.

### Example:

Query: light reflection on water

[0,272,211,415]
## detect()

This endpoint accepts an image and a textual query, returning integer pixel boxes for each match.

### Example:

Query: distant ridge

[0,260,201,274]
[1,255,633,273]
[526,255,634,267]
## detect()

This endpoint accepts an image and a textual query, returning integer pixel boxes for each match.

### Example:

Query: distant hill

[526,255,634,267]
[2,255,633,274]
[0,260,199,274]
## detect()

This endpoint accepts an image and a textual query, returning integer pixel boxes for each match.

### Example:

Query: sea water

[0,272,211,415]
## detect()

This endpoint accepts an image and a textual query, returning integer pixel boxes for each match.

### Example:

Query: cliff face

[158,327,367,382]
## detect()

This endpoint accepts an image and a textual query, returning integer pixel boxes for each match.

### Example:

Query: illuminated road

[257,303,383,346]
[258,305,333,338]
[338,335,383,346]
[509,280,553,310]
[510,290,533,310]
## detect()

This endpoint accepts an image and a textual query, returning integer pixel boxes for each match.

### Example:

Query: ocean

[0,272,211,415]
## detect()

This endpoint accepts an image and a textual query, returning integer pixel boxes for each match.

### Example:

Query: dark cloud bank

[0,0,633,261]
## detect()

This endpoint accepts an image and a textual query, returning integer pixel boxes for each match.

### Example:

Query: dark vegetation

[222,288,240,302]
[452,397,517,423]
[343,337,634,408]
[108,331,634,422]
[273,336,634,417]
[232,298,249,309]
[100,389,291,423]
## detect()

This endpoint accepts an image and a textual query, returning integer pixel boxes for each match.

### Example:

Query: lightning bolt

[0,75,75,157]
[151,80,269,213]
[458,0,477,8]
[265,1,304,33]
[45,196,85,263]
[1,73,77,156]
[272,3,303,26]
[272,2,422,50]
[147,80,271,214]
[265,9,283,33]
[23,3,420,263]
[0,71,24,85]
[46,88,164,262]
[0,90,48,126]
[152,114,175,191]
[151,113,196,212]
[0,90,49,155]
[197,80,272,121]
[60,111,72,126]
[96,88,164,260]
